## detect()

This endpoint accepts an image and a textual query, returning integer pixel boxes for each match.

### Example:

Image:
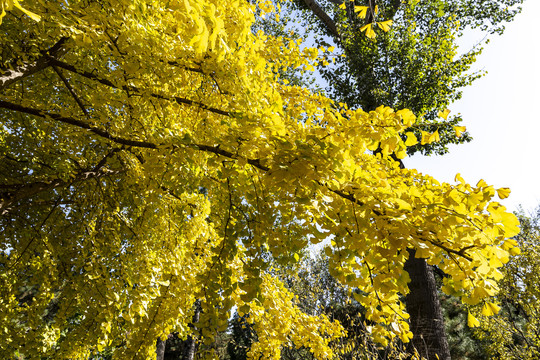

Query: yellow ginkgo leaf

[420,130,430,145]
[405,132,418,146]
[354,5,368,18]
[1,0,41,24]
[496,187,511,199]
[378,20,393,32]
[339,2,346,10]
[488,302,501,314]
[453,125,466,137]
[360,23,376,39]
[420,130,440,145]
[13,1,40,21]
[468,312,480,327]
[476,179,488,188]
[482,302,500,316]
[438,109,451,120]
[428,130,440,143]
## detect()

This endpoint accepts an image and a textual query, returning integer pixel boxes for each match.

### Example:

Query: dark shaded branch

[366,0,377,25]
[0,100,477,262]
[321,181,473,261]
[0,99,268,171]
[0,37,69,91]
[52,65,89,117]
[301,0,341,41]
[166,60,204,74]
[0,167,124,215]
[387,0,405,20]
[46,57,230,117]
[0,99,159,149]
[92,147,123,172]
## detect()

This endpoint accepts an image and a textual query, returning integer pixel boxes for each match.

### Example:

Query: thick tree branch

[0,37,69,91]
[301,0,341,41]
[0,99,267,171]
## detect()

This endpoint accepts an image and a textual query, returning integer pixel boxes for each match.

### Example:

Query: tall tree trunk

[156,338,166,360]
[156,300,201,360]
[183,299,201,360]
[404,249,451,360]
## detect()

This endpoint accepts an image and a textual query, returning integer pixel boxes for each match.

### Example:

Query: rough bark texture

[156,338,166,360]
[404,249,451,360]
[300,0,340,39]
[0,37,68,91]
[183,300,201,360]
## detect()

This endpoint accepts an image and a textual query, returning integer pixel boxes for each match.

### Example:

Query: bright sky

[406,0,540,213]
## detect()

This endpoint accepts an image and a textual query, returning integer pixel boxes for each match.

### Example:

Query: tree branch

[387,0,405,20]
[51,65,89,117]
[0,99,268,171]
[300,0,341,41]
[1,99,477,262]
[46,57,231,117]
[0,99,159,149]
[0,167,125,216]
[0,37,69,91]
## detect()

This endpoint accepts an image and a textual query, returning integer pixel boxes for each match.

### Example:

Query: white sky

[405,0,540,213]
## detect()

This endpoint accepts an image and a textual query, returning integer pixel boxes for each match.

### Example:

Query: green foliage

[294,0,523,155]
[227,313,256,360]
[434,273,490,359]
[279,254,413,359]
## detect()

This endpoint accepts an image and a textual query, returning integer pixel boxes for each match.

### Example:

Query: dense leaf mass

[0,1,520,358]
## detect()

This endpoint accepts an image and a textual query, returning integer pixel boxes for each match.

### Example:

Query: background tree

[226,312,257,360]
[293,0,523,155]
[471,206,540,358]
[283,254,413,359]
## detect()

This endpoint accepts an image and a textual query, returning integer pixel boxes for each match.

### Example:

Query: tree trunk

[156,338,166,360]
[183,299,201,360]
[404,249,451,360]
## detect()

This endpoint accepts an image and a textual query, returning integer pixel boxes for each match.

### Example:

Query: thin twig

[52,65,89,117]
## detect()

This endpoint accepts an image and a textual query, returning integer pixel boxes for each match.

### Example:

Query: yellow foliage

[453,125,466,137]
[0,0,519,358]
[468,312,480,328]
[360,23,376,39]
[0,0,40,24]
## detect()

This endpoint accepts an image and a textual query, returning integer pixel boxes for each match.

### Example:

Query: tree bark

[183,299,201,360]
[404,249,451,360]
[300,0,341,40]
[156,338,166,360]
[0,37,68,90]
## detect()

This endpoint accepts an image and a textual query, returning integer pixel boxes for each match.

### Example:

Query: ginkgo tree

[0,0,520,359]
